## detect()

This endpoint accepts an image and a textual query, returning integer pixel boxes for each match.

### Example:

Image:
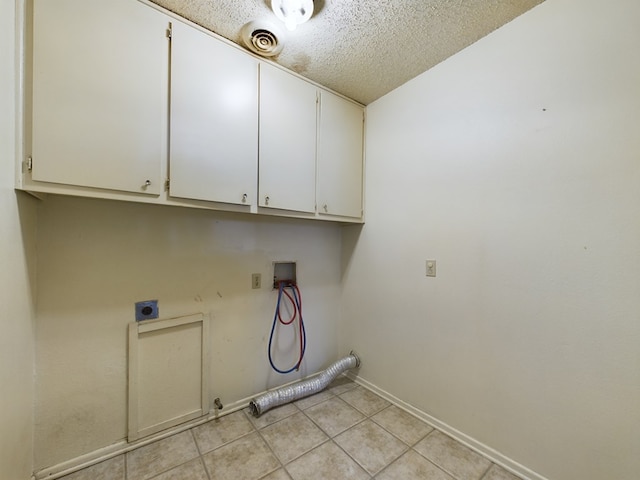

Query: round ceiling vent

[240,20,284,57]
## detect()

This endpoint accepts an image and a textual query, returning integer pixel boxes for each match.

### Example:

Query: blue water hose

[268,282,306,374]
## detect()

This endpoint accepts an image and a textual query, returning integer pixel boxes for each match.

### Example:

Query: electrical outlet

[426,260,437,277]
[252,273,262,289]
[135,299,159,321]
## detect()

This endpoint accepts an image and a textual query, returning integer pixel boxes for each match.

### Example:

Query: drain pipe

[249,352,360,417]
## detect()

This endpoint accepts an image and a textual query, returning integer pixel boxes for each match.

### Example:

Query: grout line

[265,414,331,466]
[367,404,434,448]
[143,446,202,480]
[349,374,536,480]
[296,391,384,479]
[328,436,379,479]
[299,395,368,439]
[408,432,495,480]
[199,456,212,480]
[254,425,286,471]
[189,428,203,456]
[479,462,496,480]
[413,449,460,480]
[65,377,490,480]
[250,408,292,477]
[191,426,213,480]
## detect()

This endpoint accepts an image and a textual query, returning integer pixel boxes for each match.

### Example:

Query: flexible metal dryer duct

[249,352,360,417]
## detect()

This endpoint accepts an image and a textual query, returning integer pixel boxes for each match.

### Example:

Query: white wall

[0,0,37,479]
[342,0,640,479]
[34,195,343,470]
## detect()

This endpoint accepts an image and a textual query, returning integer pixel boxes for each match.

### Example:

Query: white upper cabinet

[169,21,258,206]
[317,91,364,219]
[258,62,317,213]
[31,0,169,195]
[25,0,364,222]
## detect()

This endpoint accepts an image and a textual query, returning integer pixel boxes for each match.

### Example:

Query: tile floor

[60,377,523,480]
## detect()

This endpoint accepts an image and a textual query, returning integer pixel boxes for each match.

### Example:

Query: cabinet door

[169,21,258,206]
[317,91,364,219]
[258,63,317,213]
[31,0,169,195]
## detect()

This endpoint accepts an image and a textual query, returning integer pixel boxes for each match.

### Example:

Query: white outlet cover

[426,260,437,277]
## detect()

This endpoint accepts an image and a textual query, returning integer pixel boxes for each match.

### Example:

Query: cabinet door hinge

[165,179,170,191]
[166,23,172,39]
[25,156,33,172]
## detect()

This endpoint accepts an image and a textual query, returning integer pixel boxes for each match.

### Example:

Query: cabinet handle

[265,196,270,205]
[323,204,328,213]
[242,193,248,203]
[144,179,151,187]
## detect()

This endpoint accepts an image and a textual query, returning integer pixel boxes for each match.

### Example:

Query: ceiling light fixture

[271,0,314,31]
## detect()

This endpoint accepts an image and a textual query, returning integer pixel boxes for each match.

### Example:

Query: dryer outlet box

[135,300,159,321]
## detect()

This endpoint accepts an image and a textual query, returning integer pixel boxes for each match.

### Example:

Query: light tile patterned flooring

[60,377,523,480]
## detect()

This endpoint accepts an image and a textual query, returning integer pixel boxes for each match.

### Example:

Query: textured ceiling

[149,0,544,105]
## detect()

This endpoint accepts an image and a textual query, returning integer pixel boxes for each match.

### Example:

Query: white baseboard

[33,376,314,479]
[347,373,549,480]
[35,374,548,480]
[33,400,249,480]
